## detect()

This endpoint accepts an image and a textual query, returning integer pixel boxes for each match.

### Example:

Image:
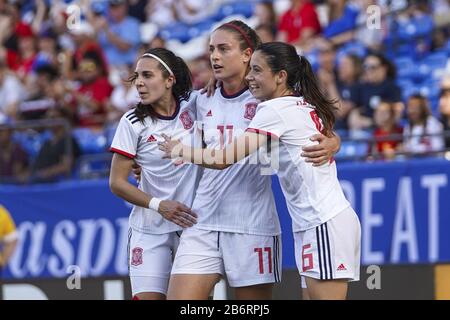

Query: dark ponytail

[128,48,192,123]
[297,54,337,136]
[257,42,337,136]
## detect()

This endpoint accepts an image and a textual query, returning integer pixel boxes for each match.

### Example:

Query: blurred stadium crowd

[1,0,450,184]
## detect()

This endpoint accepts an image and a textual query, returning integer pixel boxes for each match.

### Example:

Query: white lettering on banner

[48,220,76,277]
[9,222,47,278]
[115,218,130,274]
[421,174,447,262]
[66,265,82,290]
[78,219,115,276]
[362,178,385,264]
[391,177,418,263]
[340,180,355,208]
[8,219,129,278]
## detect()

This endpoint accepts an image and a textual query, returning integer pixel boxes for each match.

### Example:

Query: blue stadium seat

[217,2,255,19]
[394,56,415,79]
[335,141,368,160]
[160,22,191,43]
[73,128,107,154]
[188,18,215,38]
[13,130,52,159]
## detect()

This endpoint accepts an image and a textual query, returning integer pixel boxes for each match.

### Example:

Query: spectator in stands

[34,26,59,70]
[13,23,37,81]
[31,107,81,183]
[256,24,275,43]
[276,0,322,49]
[316,40,361,130]
[0,60,26,119]
[403,94,444,155]
[0,204,18,271]
[371,101,403,160]
[335,54,362,129]
[439,77,450,149]
[146,0,176,28]
[323,0,359,45]
[70,52,113,127]
[254,1,277,36]
[348,52,402,131]
[18,64,59,121]
[66,21,108,81]
[94,0,141,70]
[0,121,30,184]
[189,56,213,90]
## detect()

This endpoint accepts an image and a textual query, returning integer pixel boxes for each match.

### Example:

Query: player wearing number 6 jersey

[163,21,341,300]
[160,42,360,300]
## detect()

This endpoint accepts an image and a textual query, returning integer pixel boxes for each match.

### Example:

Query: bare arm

[109,153,197,227]
[159,132,267,170]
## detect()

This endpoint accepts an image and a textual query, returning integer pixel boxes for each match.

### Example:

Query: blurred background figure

[0,121,29,184]
[0,59,26,120]
[0,204,18,273]
[403,94,444,156]
[276,0,321,49]
[30,107,81,183]
[92,0,141,71]
[371,101,403,160]
[69,52,113,128]
[348,53,402,131]
[439,76,450,150]
[254,0,277,42]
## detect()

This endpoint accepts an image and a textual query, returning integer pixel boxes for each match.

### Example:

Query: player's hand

[131,162,142,182]
[158,134,182,159]
[301,134,340,166]
[200,78,220,97]
[158,200,197,228]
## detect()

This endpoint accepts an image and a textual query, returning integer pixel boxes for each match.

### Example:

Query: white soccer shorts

[171,226,282,287]
[128,228,181,296]
[294,207,361,286]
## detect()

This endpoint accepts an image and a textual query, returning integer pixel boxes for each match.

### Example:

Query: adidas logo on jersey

[147,135,157,142]
[206,110,212,117]
[337,263,347,271]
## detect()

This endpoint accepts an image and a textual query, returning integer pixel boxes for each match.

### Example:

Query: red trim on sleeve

[110,147,135,159]
[246,128,279,139]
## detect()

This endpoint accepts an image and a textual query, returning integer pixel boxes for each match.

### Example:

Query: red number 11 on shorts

[254,247,273,274]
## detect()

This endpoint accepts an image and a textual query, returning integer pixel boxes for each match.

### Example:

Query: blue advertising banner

[1,158,449,279]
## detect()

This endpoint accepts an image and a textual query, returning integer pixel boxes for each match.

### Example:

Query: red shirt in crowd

[373,126,403,155]
[278,1,322,44]
[75,77,113,127]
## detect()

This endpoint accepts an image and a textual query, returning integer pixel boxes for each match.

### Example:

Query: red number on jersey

[254,247,273,274]
[217,125,234,149]
[309,110,323,133]
[302,244,314,272]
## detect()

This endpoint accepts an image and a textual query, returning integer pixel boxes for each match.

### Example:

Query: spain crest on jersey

[131,247,143,266]
[244,103,257,120]
[179,110,193,129]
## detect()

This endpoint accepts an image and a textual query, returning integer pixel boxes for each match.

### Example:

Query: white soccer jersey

[110,93,202,234]
[193,87,281,236]
[247,96,351,232]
